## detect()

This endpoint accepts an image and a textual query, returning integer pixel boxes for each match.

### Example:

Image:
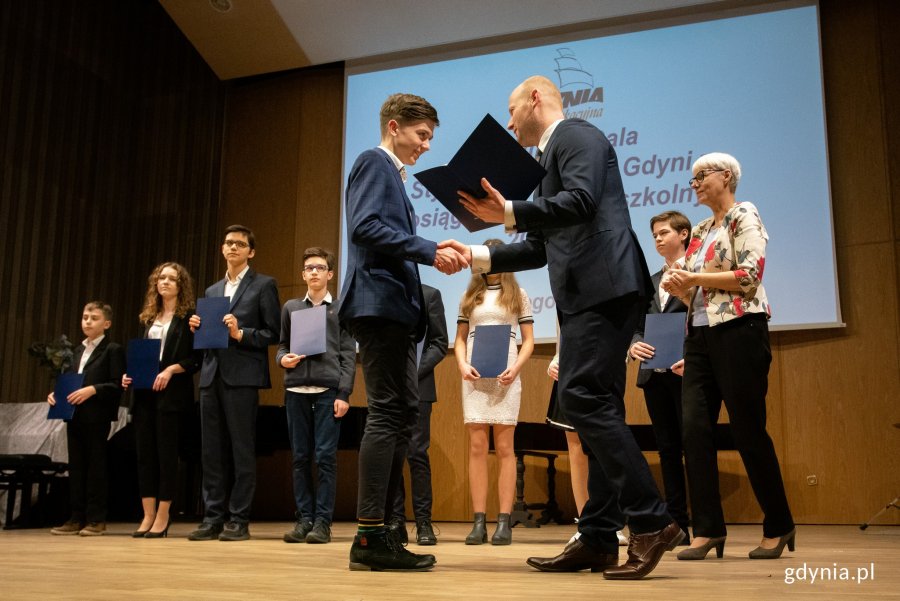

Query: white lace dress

[459,285,533,425]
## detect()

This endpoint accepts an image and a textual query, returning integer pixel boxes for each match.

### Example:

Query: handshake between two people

[432,177,507,275]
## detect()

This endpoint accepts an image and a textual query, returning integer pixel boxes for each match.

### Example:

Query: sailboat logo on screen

[553,48,604,120]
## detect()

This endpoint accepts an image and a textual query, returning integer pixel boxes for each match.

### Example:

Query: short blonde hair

[692,152,741,193]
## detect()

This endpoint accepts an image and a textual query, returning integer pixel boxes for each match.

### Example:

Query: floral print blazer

[684,201,771,326]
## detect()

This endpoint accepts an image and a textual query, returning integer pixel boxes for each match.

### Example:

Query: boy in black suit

[48,301,125,536]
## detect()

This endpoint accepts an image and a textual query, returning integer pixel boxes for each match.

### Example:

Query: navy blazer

[489,119,652,314]
[417,285,448,403]
[631,269,689,388]
[67,336,125,423]
[133,315,202,413]
[338,148,437,332]
[198,268,281,389]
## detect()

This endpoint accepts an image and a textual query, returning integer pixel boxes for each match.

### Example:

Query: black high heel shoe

[676,536,726,560]
[748,528,795,559]
[132,529,150,538]
[144,522,171,539]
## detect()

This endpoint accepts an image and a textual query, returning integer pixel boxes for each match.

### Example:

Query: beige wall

[223,0,900,524]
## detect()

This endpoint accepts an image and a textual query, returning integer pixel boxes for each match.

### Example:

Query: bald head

[507,75,565,147]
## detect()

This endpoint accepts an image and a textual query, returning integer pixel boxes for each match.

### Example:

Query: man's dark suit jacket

[417,285,448,403]
[68,336,125,423]
[631,269,689,388]
[338,148,437,334]
[198,269,281,389]
[133,315,201,412]
[488,119,652,311]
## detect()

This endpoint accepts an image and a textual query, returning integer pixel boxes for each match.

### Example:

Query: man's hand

[458,178,506,224]
[629,341,656,362]
[433,246,468,274]
[671,359,685,376]
[438,239,472,263]
[334,399,350,418]
[224,313,242,340]
[547,360,559,381]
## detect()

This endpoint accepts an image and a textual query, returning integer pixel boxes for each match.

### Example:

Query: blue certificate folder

[290,305,327,357]
[414,114,546,233]
[194,297,230,349]
[470,324,512,378]
[127,338,161,389]
[640,313,687,370]
[48,373,84,420]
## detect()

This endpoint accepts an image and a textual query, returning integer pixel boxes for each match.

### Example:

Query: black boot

[465,513,487,545]
[386,517,408,545]
[491,513,512,545]
[416,519,438,545]
[349,529,436,571]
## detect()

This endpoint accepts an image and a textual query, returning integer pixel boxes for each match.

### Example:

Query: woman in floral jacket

[662,152,795,561]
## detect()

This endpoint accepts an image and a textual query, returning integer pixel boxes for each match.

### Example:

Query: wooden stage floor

[2,523,898,600]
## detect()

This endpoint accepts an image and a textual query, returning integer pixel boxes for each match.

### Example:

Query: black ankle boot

[491,513,512,545]
[465,513,487,545]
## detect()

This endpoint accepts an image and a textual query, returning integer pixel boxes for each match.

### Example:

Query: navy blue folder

[640,313,687,370]
[193,297,230,349]
[290,305,327,357]
[127,338,161,389]
[414,114,546,232]
[470,324,512,378]
[48,373,84,420]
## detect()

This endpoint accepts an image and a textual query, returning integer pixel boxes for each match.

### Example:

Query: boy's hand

[334,399,350,418]
[47,392,56,406]
[280,354,304,368]
[188,314,201,332]
[629,341,655,361]
[224,314,242,340]
[671,359,685,376]
[122,374,132,389]
[67,386,97,405]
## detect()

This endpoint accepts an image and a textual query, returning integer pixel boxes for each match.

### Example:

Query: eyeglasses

[303,265,330,273]
[223,239,250,249]
[689,169,725,186]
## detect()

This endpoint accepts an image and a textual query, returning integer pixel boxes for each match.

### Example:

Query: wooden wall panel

[0,1,224,407]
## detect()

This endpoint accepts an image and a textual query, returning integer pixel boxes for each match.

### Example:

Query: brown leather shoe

[526,538,618,572]
[602,520,685,580]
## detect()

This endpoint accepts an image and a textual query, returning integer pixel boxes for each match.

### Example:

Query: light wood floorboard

[2,523,898,600]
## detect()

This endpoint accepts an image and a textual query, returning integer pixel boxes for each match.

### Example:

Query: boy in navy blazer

[187,224,280,542]
[339,93,466,571]
[48,301,125,536]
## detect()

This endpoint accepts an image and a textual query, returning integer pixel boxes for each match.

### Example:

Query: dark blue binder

[48,373,84,420]
[470,324,511,378]
[127,338,161,389]
[414,114,546,232]
[193,297,230,349]
[290,305,327,357]
[640,313,687,370]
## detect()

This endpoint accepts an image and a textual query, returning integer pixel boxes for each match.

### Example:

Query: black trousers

[346,317,419,522]
[66,418,110,523]
[642,371,690,534]
[558,294,671,553]
[681,314,794,539]
[132,393,181,502]
[390,400,433,522]
[199,376,259,525]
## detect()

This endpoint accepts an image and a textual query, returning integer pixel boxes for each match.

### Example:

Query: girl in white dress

[455,239,534,545]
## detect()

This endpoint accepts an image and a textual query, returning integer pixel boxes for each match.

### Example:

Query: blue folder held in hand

[127,338,161,389]
[194,297,230,349]
[48,373,84,420]
[470,324,512,378]
[290,305,327,357]
[640,313,687,370]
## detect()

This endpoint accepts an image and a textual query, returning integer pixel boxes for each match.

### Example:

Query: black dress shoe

[386,518,408,545]
[349,530,436,571]
[187,522,224,541]
[305,520,332,544]
[602,520,685,580]
[218,521,250,541]
[416,519,437,546]
[526,538,618,572]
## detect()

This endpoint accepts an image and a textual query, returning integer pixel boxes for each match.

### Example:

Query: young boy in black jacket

[48,301,125,536]
[277,247,356,544]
